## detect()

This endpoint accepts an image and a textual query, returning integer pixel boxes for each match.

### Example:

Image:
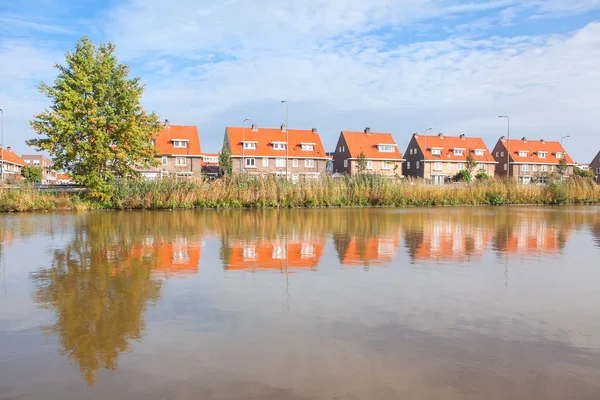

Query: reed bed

[2,176,600,212]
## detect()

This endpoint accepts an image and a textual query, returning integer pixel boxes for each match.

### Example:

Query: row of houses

[0,147,72,184]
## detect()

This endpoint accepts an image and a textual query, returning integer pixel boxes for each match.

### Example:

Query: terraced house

[138,122,203,179]
[223,124,328,179]
[1,147,26,181]
[589,151,600,183]
[332,128,404,176]
[491,137,574,184]
[403,133,496,184]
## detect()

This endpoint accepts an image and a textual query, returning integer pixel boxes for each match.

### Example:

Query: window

[292,159,298,168]
[500,151,504,157]
[245,158,256,168]
[431,149,441,155]
[551,166,555,171]
[518,151,528,157]
[522,164,529,172]
[457,163,464,170]
[541,165,548,172]
[162,156,168,166]
[301,144,314,151]
[409,149,413,155]
[344,159,348,168]
[407,162,411,170]
[477,163,484,170]
[495,152,499,157]
[151,139,156,147]
[532,165,537,172]
[26,160,31,164]
[378,145,394,152]
[556,152,563,159]
[382,161,392,170]
[434,162,442,171]
[597,168,600,174]
[173,140,188,148]
[243,142,256,149]
[305,159,314,168]
[416,161,420,169]
[262,157,269,167]
[504,163,508,171]
[453,149,463,156]
[176,157,186,166]
[276,158,286,168]
[342,146,345,152]
[447,162,452,169]
[273,143,286,150]
[475,150,484,156]
[538,152,546,159]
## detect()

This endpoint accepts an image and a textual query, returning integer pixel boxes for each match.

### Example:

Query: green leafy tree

[465,153,477,173]
[27,37,161,200]
[453,169,472,182]
[557,157,568,177]
[21,165,43,184]
[356,150,368,174]
[475,171,489,181]
[219,143,233,177]
[574,167,594,179]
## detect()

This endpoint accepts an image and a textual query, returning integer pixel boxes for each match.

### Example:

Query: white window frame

[538,152,547,159]
[596,167,600,174]
[173,140,188,148]
[504,163,508,171]
[175,157,186,166]
[532,165,537,172]
[431,149,441,155]
[522,164,529,172]
[477,163,484,171]
[378,145,394,152]
[518,151,528,157]
[262,157,269,167]
[474,150,484,156]
[453,149,464,156]
[382,161,392,170]
[243,142,257,150]
[434,162,442,171]
[301,144,314,151]
[305,159,314,168]
[416,161,420,169]
[344,159,348,168]
[276,158,286,168]
[447,162,452,169]
[273,143,286,150]
[407,161,411,170]
[245,158,256,168]
[556,152,564,159]
[541,165,548,172]
[366,160,373,170]
[162,156,168,166]
[500,151,504,157]
[292,159,298,168]
[33,160,40,166]
[457,163,464,170]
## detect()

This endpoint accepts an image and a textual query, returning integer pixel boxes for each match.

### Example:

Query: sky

[1,0,599,162]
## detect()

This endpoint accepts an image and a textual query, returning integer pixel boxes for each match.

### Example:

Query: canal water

[1,207,600,399]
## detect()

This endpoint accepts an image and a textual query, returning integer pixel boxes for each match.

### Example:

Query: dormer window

[431,148,442,155]
[272,142,286,150]
[378,144,395,152]
[453,148,464,156]
[173,140,188,148]
[243,142,257,149]
[474,150,484,156]
[301,143,315,151]
[538,152,547,159]
[518,151,528,157]
[556,151,564,159]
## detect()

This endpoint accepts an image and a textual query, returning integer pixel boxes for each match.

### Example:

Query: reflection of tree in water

[592,222,600,249]
[30,214,165,386]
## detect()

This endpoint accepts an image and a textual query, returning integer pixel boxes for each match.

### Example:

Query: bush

[475,171,490,181]
[574,168,594,179]
[453,170,472,182]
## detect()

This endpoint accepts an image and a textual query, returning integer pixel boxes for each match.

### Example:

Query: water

[1,207,600,399]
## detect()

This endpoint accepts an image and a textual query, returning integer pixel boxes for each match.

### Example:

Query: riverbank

[1,176,600,212]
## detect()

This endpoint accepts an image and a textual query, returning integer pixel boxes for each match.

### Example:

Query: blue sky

[1,0,600,162]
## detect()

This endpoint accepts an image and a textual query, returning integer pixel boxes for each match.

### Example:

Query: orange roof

[225,126,327,158]
[225,239,325,271]
[500,138,574,164]
[341,130,403,160]
[414,134,495,162]
[126,240,201,276]
[505,226,570,255]
[154,125,201,156]
[0,147,27,166]
[56,173,72,181]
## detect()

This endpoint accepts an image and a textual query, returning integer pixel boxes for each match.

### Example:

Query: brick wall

[232,157,328,176]
[411,161,495,181]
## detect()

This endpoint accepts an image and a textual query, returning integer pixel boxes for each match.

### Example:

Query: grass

[1,175,600,212]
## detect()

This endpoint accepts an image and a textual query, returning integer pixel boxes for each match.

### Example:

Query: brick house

[491,137,575,184]
[403,133,496,184]
[201,153,220,177]
[22,154,57,184]
[332,128,404,176]
[223,124,328,179]
[1,147,27,181]
[138,122,202,179]
[589,151,600,183]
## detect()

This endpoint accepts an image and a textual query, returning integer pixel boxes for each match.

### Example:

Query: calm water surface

[1,207,600,399]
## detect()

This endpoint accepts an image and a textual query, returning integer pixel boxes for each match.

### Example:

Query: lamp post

[498,116,510,178]
[560,135,570,147]
[281,101,288,179]
[241,117,250,174]
[0,108,4,184]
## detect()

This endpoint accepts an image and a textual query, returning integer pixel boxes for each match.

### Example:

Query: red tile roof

[154,125,201,156]
[500,138,574,164]
[225,126,327,158]
[414,134,495,162]
[0,147,27,166]
[341,130,403,160]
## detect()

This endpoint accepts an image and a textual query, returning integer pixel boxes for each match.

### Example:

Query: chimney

[522,137,527,143]
[251,124,258,132]
[438,133,444,139]
[312,128,318,135]
[6,146,11,150]
[541,139,546,144]
[164,119,170,128]
[281,124,287,132]
[413,132,419,138]
[364,127,371,136]
[500,136,506,141]
[459,134,465,140]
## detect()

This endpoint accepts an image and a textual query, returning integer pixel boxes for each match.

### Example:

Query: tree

[21,165,43,184]
[356,150,367,174]
[574,167,594,179]
[465,153,477,173]
[27,37,161,200]
[453,169,472,182]
[219,143,233,177]
[557,157,568,177]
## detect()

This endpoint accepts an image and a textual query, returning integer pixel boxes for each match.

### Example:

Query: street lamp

[281,101,288,179]
[498,116,510,178]
[560,135,570,147]
[241,117,250,174]
[0,108,4,184]
[424,127,433,134]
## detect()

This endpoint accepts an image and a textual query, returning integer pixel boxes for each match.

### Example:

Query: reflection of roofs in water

[505,223,570,255]
[338,236,400,266]
[413,224,493,262]
[225,238,325,271]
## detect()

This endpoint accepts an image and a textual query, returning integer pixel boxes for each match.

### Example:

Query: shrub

[453,170,472,182]
[475,172,490,181]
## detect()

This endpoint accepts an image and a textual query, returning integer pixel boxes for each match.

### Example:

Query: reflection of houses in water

[503,220,570,255]
[409,221,494,262]
[224,235,325,271]
[336,235,400,267]
[112,237,201,276]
